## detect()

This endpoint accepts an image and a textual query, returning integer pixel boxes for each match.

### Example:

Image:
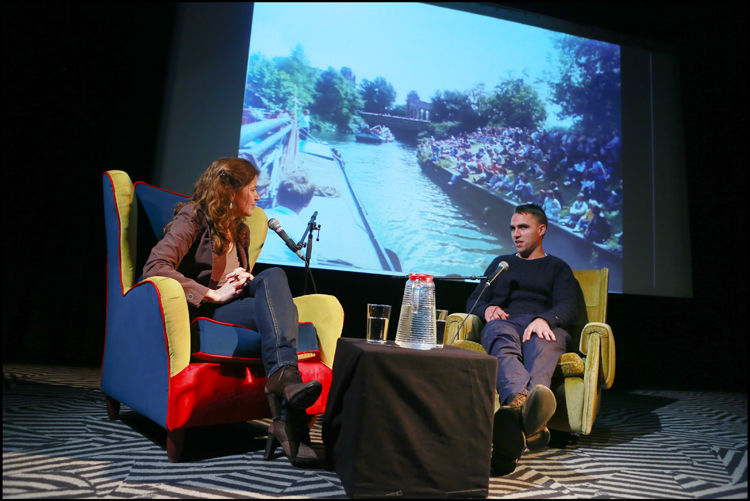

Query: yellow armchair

[445,268,615,435]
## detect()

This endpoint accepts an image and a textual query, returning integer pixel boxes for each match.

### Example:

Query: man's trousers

[480,314,572,405]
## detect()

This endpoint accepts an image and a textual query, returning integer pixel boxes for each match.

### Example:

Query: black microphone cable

[449,261,508,345]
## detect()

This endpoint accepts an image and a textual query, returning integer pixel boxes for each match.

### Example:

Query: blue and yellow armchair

[102,171,344,462]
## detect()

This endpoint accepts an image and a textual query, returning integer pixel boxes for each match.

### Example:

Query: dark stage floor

[3,364,747,499]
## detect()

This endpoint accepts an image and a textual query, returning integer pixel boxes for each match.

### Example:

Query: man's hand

[523,318,556,342]
[485,305,509,322]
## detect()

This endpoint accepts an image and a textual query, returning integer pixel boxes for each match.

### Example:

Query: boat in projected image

[417,154,622,290]
[354,124,394,144]
[239,116,402,273]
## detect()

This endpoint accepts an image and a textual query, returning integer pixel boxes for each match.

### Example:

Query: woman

[143,156,322,466]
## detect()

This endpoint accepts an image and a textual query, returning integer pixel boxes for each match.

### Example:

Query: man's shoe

[490,453,518,476]
[525,426,551,452]
[496,386,556,453]
[521,385,556,438]
[265,365,322,410]
[491,390,527,466]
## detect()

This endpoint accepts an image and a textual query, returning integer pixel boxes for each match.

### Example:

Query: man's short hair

[514,203,548,227]
[276,171,315,211]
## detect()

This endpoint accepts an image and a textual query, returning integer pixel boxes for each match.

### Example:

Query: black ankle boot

[265,365,322,410]
[264,393,323,467]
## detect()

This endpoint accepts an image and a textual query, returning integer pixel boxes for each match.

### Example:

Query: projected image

[240,3,622,289]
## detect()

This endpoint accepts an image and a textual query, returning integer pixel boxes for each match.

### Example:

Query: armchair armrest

[580,322,615,390]
[445,313,483,345]
[102,276,190,429]
[293,294,344,370]
[135,277,192,377]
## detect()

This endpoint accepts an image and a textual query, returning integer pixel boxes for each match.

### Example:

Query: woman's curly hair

[167,157,258,255]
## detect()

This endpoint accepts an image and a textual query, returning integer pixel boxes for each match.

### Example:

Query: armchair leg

[167,429,186,463]
[549,429,579,448]
[105,395,120,421]
[307,414,318,430]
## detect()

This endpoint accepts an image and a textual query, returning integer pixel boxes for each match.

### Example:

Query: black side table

[322,338,497,498]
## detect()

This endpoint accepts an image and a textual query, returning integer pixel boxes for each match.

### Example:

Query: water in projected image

[241,2,623,286]
[313,132,510,276]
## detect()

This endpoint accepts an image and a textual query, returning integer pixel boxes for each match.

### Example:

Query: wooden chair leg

[167,428,186,463]
[106,395,120,421]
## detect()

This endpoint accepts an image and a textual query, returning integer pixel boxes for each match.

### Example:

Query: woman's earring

[229,202,234,209]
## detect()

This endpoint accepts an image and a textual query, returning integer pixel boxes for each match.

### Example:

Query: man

[604,130,621,164]
[510,174,534,201]
[465,203,577,474]
[562,192,588,227]
[448,161,470,185]
[299,109,311,139]
[263,171,315,264]
[584,205,611,243]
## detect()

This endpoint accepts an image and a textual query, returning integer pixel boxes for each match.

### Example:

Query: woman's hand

[226,268,254,289]
[204,268,254,304]
[204,281,243,304]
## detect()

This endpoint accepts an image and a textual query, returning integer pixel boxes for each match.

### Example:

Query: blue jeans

[480,314,572,406]
[199,267,299,377]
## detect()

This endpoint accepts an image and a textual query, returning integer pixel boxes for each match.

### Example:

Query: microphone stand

[299,212,319,295]
[449,286,488,346]
[448,264,507,345]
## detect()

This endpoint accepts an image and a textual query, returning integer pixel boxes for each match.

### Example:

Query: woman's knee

[256,267,289,287]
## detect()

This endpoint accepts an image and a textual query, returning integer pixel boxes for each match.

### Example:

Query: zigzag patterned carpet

[3,364,747,499]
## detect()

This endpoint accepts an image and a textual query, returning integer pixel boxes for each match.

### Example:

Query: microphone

[267,218,305,260]
[485,260,509,287]
[449,261,509,345]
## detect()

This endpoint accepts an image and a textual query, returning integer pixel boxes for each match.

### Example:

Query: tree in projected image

[430,89,484,133]
[245,53,297,112]
[359,77,397,114]
[312,67,364,131]
[547,34,621,137]
[486,77,548,130]
[425,78,546,139]
[272,44,320,109]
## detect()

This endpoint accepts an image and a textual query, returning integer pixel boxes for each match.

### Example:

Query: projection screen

[155,2,693,297]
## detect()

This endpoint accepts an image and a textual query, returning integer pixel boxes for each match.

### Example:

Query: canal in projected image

[312,131,513,277]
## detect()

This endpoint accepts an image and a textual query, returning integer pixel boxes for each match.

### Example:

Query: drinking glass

[435,309,449,348]
[367,304,391,344]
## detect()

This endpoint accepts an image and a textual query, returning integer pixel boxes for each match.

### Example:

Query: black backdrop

[3,3,747,392]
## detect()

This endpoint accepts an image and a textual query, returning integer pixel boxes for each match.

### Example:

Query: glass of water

[367,304,391,344]
[435,309,449,348]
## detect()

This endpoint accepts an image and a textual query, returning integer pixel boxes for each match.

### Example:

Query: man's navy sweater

[466,254,578,330]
